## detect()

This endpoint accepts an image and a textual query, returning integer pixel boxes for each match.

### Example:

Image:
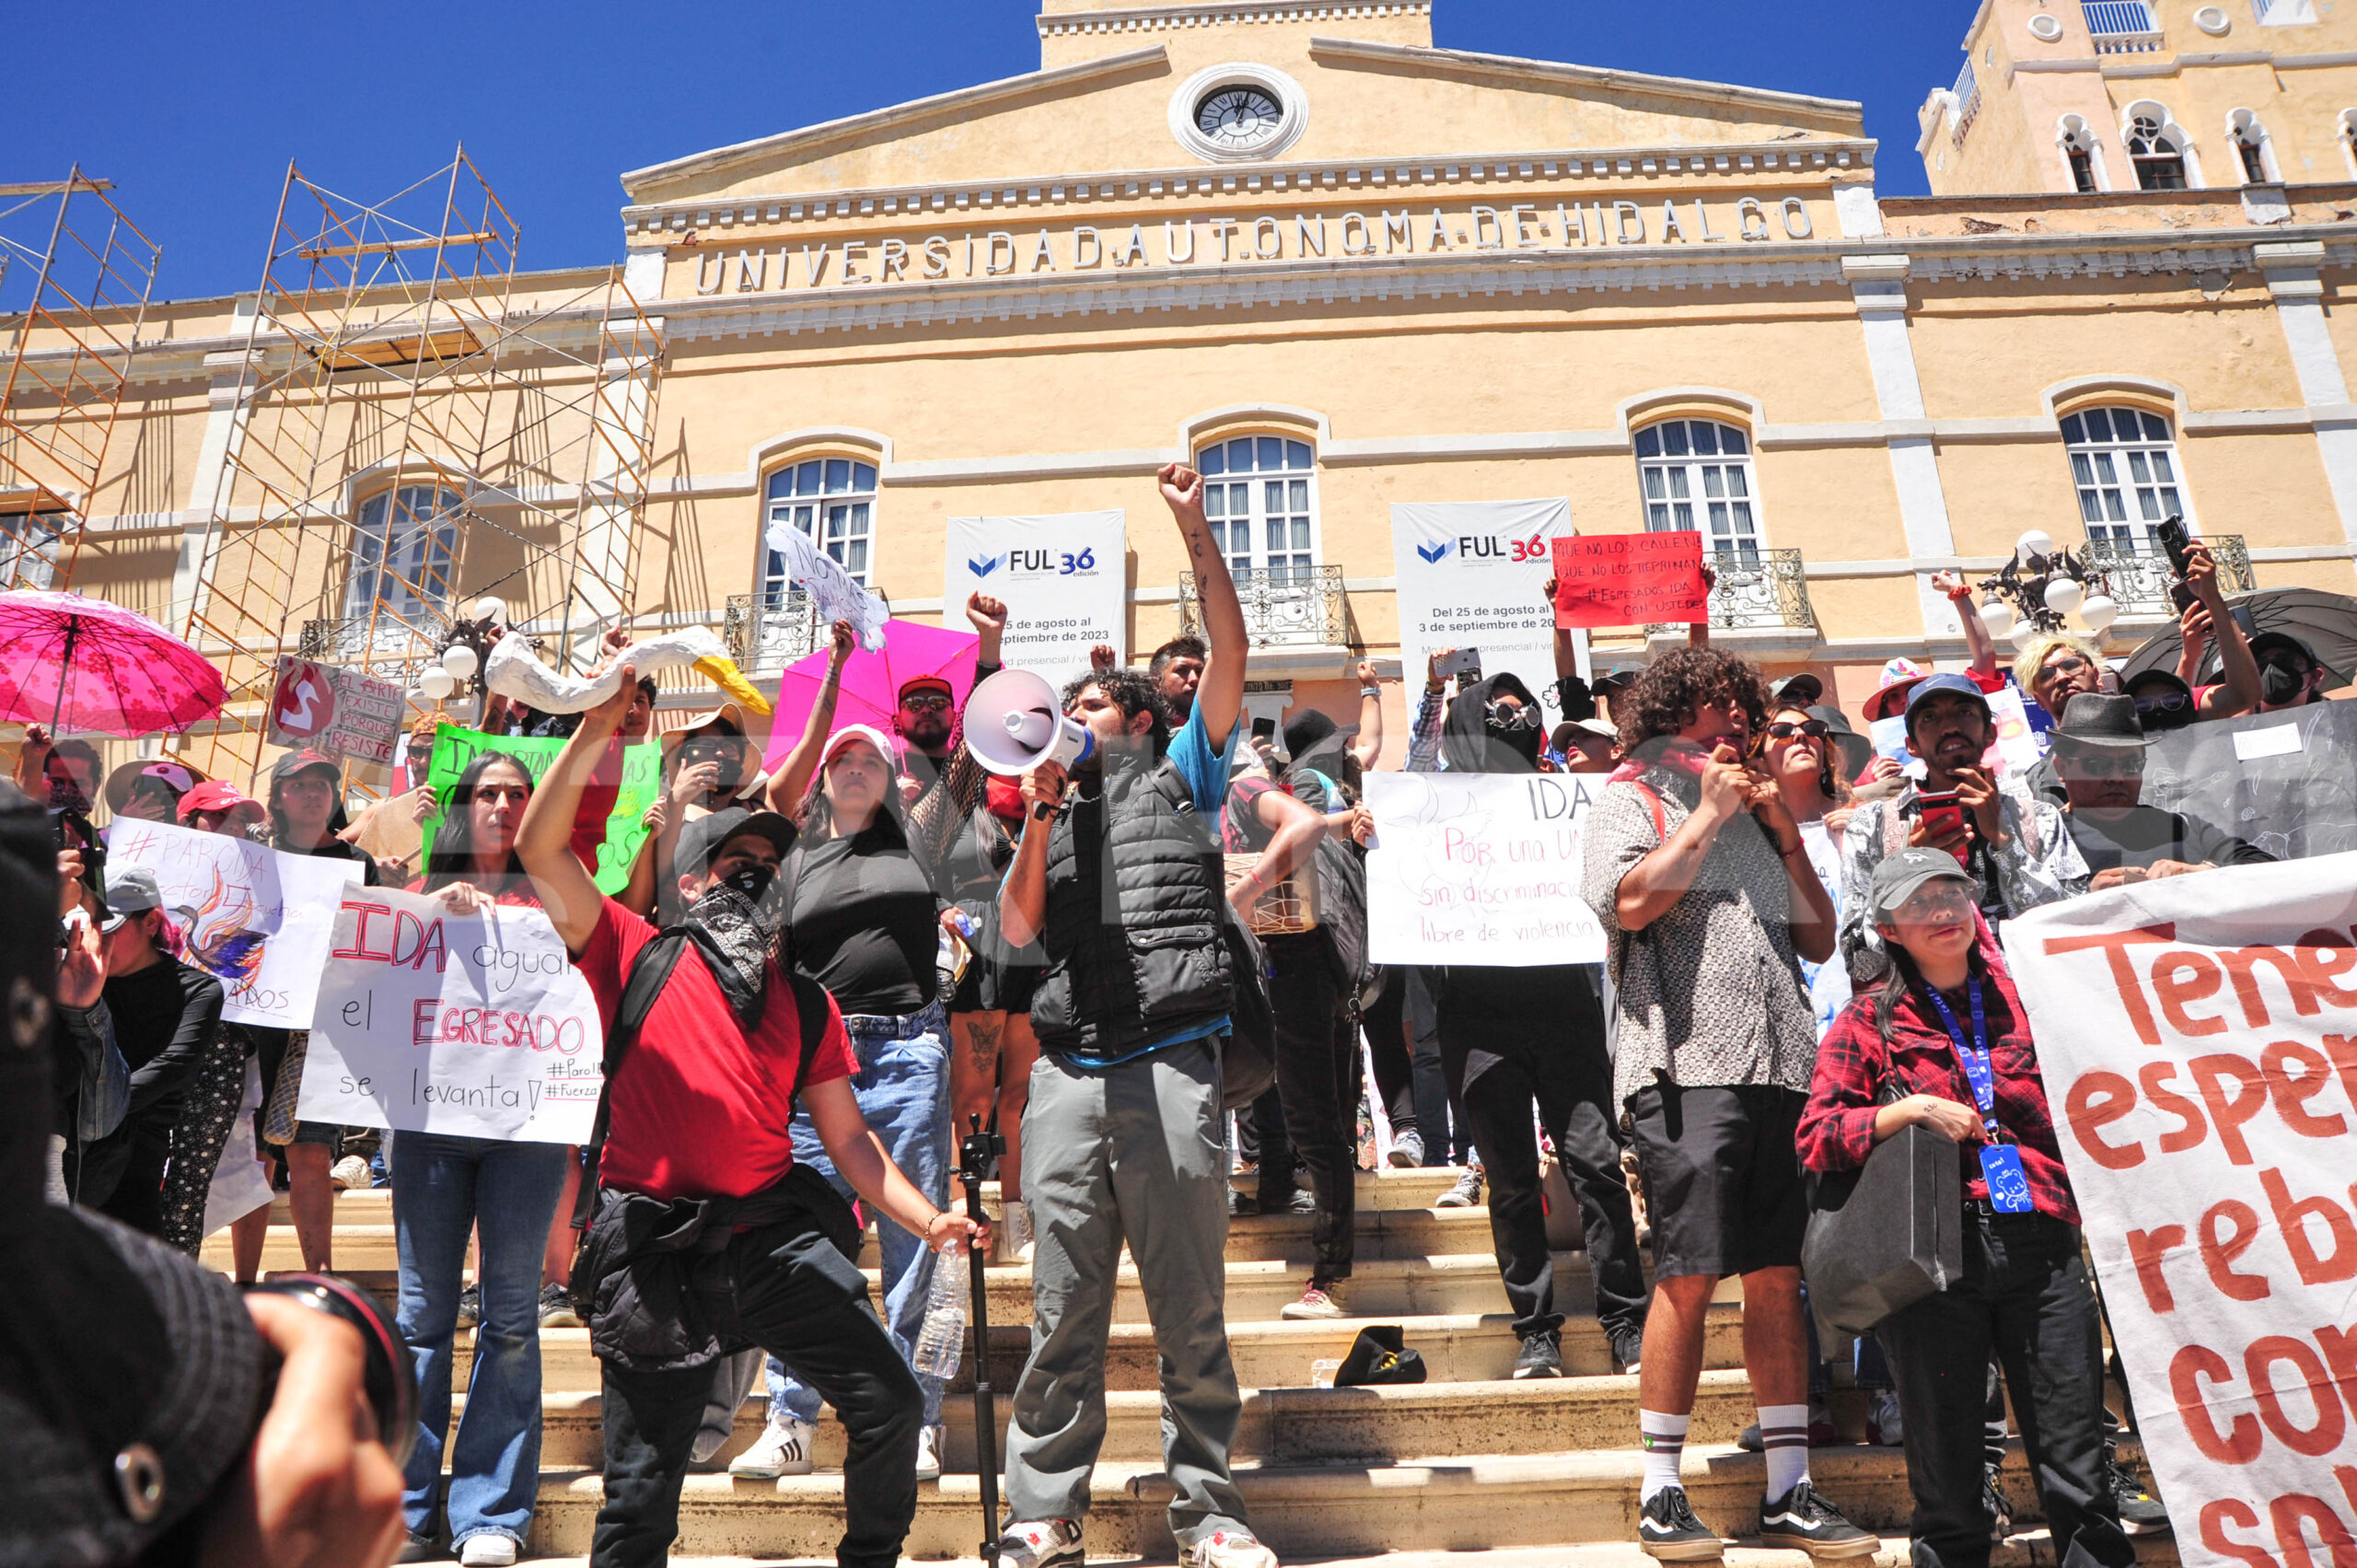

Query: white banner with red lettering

[2003,854,2357,1568]
[296,887,603,1144]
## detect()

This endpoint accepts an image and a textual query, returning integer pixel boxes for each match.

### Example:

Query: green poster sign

[419,725,662,895]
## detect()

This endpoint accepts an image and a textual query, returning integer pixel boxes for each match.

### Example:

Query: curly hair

[1062,667,1170,752]
[1615,646,1774,750]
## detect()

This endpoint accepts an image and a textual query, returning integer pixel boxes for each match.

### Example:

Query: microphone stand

[959,1110,1006,1567]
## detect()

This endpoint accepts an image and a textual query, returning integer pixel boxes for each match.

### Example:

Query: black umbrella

[2119,587,2357,691]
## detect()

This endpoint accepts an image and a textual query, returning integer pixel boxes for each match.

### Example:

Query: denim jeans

[393,1131,569,1549]
[769,1003,951,1427]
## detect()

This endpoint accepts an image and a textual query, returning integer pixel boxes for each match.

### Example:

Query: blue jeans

[769,1003,951,1428]
[392,1131,568,1549]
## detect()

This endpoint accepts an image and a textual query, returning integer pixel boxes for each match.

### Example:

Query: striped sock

[1759,1403,1811,1499]
[1639,1410,1689,1503]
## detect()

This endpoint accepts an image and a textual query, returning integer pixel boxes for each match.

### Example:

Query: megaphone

[967,668,1097,777]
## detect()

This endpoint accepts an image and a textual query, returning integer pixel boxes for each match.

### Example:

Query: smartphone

[1912,789,1967,845]
[1250,716,1277,745]
[2155,517,2197,612]
[1437,647,1482,680]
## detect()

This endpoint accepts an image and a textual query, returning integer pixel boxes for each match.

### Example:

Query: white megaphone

[966,668,1097,776]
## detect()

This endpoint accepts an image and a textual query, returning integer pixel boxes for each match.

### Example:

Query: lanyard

[1922,980,2003,1143]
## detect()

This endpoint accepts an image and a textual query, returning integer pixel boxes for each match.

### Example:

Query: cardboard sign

[268,656,406,767]
[1550,532,1710,629]
[297,887,603,1144]
[944,510,1127,686]
[2002,854,2357,1568]
[1362,770,1608,967]
[106,818,364,1029]
[420,726,661,896]
[1391,498,1587,712]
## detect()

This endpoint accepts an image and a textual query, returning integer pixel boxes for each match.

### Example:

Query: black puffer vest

[1030,753,1235,1060]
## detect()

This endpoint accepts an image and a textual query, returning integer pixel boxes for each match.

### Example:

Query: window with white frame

[2228,110,2274,182]
[2061,406,2189,544]
[2127,111,2190,190]
[1197,434,1317,580]
[343,483,461,628]
[2059,116,2105,192]
[761,456,877,607]
[0,513,62,590]
[1634,419,1762,562]
[2253,0,2318,25]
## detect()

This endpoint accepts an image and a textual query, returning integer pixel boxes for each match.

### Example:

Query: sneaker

[2107,1443,2172,1536]
[915,1423,946,1481]
[997,1518,1085,1568]
[1760,1481,1876,1559]
[1513,1327,1563,1379]
[1864,1388,1904,1447]
[730,1414,817,1479]
[1002,1197,1037,1263]
[1270,1187,1316,1214]
[395,1540,447,1564]
[455,1283,480,1330]
[1610,1327,1646,1376]
[456,1538,517,1568]
[1229,1187,1261,1218]
[1387,1130,1425,1168]
[1983,1466,2014,1542]
[1435,1167,1483,1208]
[1179,1527,1280,1568]
[329,1155,370,1191]
[537,1282,581,1329]
[1638,1484,1724,1562]
[1283,1283,1344,1321]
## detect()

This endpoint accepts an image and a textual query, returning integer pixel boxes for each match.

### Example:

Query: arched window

[1634,419,1762,563]
[760,456,877,610]
[1197,434,1317,581]
[343,483,461,630]
[2059,116,2105,193]
[2126,111,2189,190]
[2341,110,2357,178]
[2061,406,2189,545]
[2228,110,2274,183]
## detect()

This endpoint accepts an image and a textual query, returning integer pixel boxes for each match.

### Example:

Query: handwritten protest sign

[1362,771,1607,966]
[2003,854,2357,1568]
[267,656,405,767]
[420,726,660,895]
[297,887,603,1144]
[1551,532,1709,629]
[107,818,362,1029]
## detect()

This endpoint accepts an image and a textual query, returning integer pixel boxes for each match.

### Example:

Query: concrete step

[514,1540,2178,1568]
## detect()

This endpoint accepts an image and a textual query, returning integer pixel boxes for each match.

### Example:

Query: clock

[1195,86,1285,152]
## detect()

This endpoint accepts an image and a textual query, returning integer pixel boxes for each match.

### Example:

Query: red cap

[177,782,266,826]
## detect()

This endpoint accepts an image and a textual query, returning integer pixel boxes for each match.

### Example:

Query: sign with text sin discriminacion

[944,510,1127,687]
[296,887,603,1144]
[1551,531,1709,629]
[2002,854,2357,1568]
[1361,771,1606,967]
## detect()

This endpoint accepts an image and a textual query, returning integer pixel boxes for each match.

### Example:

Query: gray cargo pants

[1002,1038,1252,1544]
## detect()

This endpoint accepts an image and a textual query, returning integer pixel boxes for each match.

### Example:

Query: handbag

[1800,1104,1964,1337]
[1224,852,1319,936]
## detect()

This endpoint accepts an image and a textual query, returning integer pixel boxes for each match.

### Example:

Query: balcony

[1178,563,1353,678]
[2082,534,2255,624]
[1951,62,1981,147]
[298,615,451,687]
[724,589,821,676]
[2082,0,2165,52]
[1646,549,1820,657]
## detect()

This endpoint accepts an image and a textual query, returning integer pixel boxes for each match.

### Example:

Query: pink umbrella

[761,617,981,772]
[0,589,228,736]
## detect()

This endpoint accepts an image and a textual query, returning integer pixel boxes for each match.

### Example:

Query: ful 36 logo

[1417,531,1551,566]
[969,548,1098,578]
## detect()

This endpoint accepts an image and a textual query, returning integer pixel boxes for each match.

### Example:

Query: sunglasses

[899,691,952,713]
[1765,720,1829,741]
[2041,655,2095,679]
[2132,691,2189,714]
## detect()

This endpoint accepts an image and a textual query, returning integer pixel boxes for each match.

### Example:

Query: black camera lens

[244,1273,417,1466]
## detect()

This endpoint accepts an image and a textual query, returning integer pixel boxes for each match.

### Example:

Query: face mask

[2261,663,2307,705]
[720,863,775,904]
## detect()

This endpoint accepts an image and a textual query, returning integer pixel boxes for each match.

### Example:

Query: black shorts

[1629,1081,1807,1281]
[947,952,1044,1017]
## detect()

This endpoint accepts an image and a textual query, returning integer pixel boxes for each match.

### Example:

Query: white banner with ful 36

[1391,498,1589,707]
[944,511,1128,689]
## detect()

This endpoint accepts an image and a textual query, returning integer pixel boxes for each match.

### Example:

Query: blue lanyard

[1922,980,2003,1143]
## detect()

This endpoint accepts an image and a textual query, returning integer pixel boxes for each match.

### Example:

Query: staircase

[203,1169,2178,1566]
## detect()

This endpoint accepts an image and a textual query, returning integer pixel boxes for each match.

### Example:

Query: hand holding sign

[1551,532,1710,629]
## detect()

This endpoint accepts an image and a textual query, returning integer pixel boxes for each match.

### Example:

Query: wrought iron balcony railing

[1178,563,1349,649]
[2082,534,2254,621]
[724,589,821,675]
[1647,548,1818,636]
[297,615,452,687]
[1951,62,1981,146]
[2082,0,2164,51]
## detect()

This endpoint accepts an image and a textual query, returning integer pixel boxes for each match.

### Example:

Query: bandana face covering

[687,873,784,1029]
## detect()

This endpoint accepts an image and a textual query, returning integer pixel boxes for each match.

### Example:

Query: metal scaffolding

[0,168,161,591]
[178,147,664,788]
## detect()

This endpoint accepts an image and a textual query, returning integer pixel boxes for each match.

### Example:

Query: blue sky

[9,2,1974,305]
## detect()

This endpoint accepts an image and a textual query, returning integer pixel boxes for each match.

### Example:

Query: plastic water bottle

[912,1241,968,1380]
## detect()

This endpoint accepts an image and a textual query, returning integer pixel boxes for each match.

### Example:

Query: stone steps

[513,1541,2175,1568]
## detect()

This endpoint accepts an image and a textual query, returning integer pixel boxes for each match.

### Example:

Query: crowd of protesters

[16,462,2352,1568]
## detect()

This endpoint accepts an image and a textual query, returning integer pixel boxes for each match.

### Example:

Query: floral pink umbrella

[0,589,227,736]
[761,617,982,773]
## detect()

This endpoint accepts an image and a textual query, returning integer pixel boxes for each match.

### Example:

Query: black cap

[1775,674,1826,708]
[676,807,796,881]
[269,748,341,784]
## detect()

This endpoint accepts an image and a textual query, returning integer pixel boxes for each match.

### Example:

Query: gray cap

[1868,846,1975,923]
[101,865,164,931]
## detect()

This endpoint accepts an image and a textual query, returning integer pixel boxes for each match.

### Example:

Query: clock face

[1196,87,1284,151]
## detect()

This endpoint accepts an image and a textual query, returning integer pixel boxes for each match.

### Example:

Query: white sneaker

[915,1422,946,1481]
[998,1518,1084,1568]
[1181,1527,1281,1568]
[457,1537,517,1568]
[1003,1197,1037,1262]
[729,1414,816,1479]
[1280,1284,1343,1321]
[329,1155,370,1191]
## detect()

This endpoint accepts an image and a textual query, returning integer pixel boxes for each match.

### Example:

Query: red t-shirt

[575,896,856,1202]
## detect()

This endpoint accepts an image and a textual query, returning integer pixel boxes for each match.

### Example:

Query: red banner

[1550,532,1709,629]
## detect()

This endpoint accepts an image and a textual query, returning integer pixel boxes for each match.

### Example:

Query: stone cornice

[1037,0,1429,35]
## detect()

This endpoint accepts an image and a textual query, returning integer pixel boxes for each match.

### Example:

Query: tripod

[958,1111,1007,1567]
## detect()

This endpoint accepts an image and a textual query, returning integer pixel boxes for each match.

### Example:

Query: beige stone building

[10,0,2357,786]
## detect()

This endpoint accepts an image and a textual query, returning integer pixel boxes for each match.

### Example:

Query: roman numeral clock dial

[1196,87,1283,151]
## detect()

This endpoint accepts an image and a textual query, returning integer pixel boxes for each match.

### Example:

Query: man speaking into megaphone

[984,464,1284,1568]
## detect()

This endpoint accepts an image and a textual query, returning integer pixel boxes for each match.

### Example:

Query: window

[2127,112,2189,190]
[2070,147,2099,192]
[2061,406,2189,544]
[1635,419,1761,562]
[1198,435,1317,581]
[2059,116,2107,192]
[761,457,876,606]
[2253,0,2318,24]
[0,512,61,590]
[2228,110,2274,182]
[343,484,460,630]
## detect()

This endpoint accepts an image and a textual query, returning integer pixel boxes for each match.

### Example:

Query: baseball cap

[819,724,900,772]
[101,865,165,932]
[897,675,955,702]
[676,806,797,881]
[101,759,205,816]
[176,781,266,828]
[269,748,340,784]
[1863,657,1930,725]
[1775,674,1826,708]
[1869,846,1977,922]
[1901,672,1992,730]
